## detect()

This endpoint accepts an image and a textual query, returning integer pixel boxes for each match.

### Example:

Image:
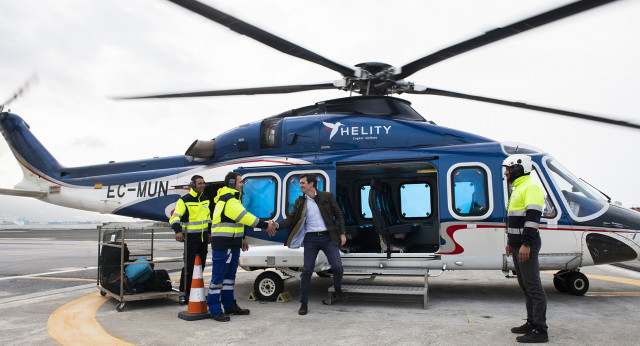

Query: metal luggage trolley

[97,222,183,312]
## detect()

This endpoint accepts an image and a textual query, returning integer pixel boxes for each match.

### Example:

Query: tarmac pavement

[2,265,639,345]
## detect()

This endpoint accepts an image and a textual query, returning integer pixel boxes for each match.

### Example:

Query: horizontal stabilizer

[0,188,46,198]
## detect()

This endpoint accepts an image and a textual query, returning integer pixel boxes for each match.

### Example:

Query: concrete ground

[2,265,639,345]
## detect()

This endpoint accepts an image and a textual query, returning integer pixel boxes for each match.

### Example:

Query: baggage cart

[97,222,183,311]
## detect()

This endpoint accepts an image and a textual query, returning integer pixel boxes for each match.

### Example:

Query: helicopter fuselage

[1,96,639,296]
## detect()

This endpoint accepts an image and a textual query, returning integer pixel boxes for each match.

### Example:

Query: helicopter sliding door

[336,159,440,256]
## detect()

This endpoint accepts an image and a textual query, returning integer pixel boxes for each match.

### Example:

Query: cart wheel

[116,302,126,312]
[100,290,107,296]
[179,295,188,305]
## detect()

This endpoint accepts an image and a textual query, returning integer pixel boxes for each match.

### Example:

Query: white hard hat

[502,154,533,174]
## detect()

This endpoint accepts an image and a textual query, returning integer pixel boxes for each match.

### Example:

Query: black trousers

[179,236,208,296]
[512,240,548,330]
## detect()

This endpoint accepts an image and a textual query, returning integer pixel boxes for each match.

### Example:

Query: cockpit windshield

[543,158,608,221]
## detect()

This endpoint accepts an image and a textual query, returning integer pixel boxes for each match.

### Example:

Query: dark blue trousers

[206,248,240,316]
[300,233,343,304]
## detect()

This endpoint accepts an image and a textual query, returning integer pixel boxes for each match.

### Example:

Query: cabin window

[360,185,372,218]
[400,183,432,218]
[285,174,325,215]
[451,167,489,216]
[242,176,277,219]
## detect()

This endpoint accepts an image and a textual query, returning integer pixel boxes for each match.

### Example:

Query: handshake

[264,220,278,236]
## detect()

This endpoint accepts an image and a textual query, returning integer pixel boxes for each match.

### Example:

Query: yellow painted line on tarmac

[542,271,640,295]
[543,271,640,287]
[583,274,640,287]
[45,268,251,344]
[23,276,94,282]
[47,292,135,345]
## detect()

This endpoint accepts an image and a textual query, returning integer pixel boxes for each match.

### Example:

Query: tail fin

[0,112,64,184]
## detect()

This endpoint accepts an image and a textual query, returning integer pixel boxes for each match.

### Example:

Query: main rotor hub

[355,62,394,76]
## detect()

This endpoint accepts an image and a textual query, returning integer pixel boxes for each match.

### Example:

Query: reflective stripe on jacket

[169,189,211,241]
[506,175,544,246]
[211,186,264,249]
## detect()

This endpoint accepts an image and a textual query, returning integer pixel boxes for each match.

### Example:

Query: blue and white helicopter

[1,0,639,300]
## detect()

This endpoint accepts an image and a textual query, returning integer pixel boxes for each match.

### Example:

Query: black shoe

[226,300,250,315]
[211,312,230,322]
[298,303,308,315]
[511,321,535,334]
[333,288,346,301]
[516,327,548,343]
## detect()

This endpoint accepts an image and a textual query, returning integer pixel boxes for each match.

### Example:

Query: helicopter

[1,0,640,302]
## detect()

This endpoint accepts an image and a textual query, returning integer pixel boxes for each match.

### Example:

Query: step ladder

[327,266,431,309]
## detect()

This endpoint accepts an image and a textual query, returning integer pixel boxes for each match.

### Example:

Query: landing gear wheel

[254,271,284,301]
[100,290,107,296]
[116,302,126,312]
[553,276,567,292]
[566,272,589,296]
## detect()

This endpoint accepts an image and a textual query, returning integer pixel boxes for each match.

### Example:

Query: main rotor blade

[397,0,617,80]
[407,87,640,130]
[115,82,338,100]
[167,0,355,77]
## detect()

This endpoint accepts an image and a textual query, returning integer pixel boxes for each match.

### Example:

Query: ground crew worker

[273,173,346,316]
[170,175,211,304]
[207,171,276,322]
[503,154,549,343]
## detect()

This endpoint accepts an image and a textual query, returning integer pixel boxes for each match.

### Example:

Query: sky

[0,0,639,222]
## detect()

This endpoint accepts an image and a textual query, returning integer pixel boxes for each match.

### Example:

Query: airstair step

[342,266,430,276]
[332,284,426,294]
[327,283,428,309]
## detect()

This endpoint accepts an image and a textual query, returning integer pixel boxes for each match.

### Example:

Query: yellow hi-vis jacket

[169,188,211,242]
[506,175,544,247]
[211,186,268,250]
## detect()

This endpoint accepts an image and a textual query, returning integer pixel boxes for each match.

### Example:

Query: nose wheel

[553,270,589,296]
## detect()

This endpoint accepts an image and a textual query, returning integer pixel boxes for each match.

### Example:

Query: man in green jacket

[274,173,346,315]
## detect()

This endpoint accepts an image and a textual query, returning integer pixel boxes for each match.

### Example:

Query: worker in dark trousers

[503,154,548,343]
[170,175,211,303]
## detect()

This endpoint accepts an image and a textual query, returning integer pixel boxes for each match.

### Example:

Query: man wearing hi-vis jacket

[169,175,211,304]
[207,171,276,322]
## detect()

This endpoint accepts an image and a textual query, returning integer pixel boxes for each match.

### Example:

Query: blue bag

[125,257,153,283]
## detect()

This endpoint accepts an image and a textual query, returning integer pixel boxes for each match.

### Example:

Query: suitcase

[125,257,153,283]
[99,242,130,278]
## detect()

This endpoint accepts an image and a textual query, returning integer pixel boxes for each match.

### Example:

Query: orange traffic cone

[178,255,210,321]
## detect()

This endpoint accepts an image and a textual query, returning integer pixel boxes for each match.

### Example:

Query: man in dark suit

[274,173,346,315]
